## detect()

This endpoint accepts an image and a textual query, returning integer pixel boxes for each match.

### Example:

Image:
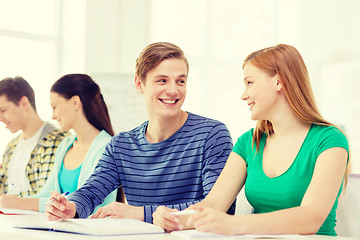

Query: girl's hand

[153,206,182,232]
[45,191,76,221]
[189,207,237,236]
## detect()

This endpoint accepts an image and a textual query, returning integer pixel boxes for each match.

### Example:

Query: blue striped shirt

[68,112,235,222]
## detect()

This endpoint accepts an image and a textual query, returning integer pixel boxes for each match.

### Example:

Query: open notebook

[8,214,164,236]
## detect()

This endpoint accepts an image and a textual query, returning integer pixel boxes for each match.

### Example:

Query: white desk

[1,228,359,240]
[0,215,358,240]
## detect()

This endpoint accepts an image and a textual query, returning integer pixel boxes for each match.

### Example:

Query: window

[0,0,61,159]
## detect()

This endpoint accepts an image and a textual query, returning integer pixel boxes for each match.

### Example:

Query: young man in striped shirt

[46,42,235,227]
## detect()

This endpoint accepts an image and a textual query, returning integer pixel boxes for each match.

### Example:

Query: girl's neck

[73,121,101,147]
[269,105,311,137]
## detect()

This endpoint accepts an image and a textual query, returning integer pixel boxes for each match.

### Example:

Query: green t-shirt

[233,124,349,236]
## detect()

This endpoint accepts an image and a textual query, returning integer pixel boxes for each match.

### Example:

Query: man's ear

[18,96,31,110]
[135,75,144,94]
[71,95,82,111]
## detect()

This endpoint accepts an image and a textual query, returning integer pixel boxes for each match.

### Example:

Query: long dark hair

[51,74,114,136]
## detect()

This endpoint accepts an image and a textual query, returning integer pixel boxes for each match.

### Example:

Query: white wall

[83,0,150,133]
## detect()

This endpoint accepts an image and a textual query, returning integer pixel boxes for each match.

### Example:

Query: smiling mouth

[160,99,179,104]
[248,102,255,110]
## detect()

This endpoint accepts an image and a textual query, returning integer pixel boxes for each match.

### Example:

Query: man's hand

[91,202,144,221]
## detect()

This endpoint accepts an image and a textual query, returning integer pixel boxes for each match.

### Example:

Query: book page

[12,216,164,236]
[53,218,164,235]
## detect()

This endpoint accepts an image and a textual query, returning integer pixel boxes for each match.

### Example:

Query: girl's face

[241,63,280,121]
[136,58,187,120]
[50,92,77,131]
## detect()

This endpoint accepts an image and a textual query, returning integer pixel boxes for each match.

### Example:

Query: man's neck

[22,113,44,140]
[146,111,188,143]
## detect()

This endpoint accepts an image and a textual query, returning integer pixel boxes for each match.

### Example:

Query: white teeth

[162,99,176,104]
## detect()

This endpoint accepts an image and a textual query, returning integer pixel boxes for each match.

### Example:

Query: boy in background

[0,76,68,196]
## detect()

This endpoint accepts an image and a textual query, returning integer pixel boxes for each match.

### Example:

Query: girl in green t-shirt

[153,44,350,236]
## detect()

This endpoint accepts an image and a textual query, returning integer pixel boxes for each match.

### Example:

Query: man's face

[136,58,188,120]
[0,95,26,133]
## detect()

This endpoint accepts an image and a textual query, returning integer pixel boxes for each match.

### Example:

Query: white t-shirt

[7,123,45,195]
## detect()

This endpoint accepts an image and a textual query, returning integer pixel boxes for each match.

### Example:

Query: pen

[170,209,198,216]
[44,192,69,206]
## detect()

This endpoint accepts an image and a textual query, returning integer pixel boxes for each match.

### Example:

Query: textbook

[9,214,164,236]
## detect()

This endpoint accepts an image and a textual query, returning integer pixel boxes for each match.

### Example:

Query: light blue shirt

[27,130,116,212]
[59,161,82,194]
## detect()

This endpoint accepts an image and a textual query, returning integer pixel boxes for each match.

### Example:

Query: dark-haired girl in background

[0,74,117,213]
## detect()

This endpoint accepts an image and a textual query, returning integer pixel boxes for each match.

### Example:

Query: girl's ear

[71,95,82,111]
[275,74,283,91]
[135,75,144,94]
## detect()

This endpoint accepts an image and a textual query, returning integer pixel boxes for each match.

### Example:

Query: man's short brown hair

[0,76,36,111]
[135,42,189,82]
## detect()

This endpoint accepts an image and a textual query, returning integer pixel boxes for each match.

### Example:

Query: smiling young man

[0,76,68,196]
[45,42,235,225]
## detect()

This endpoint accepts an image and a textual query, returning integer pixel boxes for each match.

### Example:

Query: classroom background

[0,0,359,174]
